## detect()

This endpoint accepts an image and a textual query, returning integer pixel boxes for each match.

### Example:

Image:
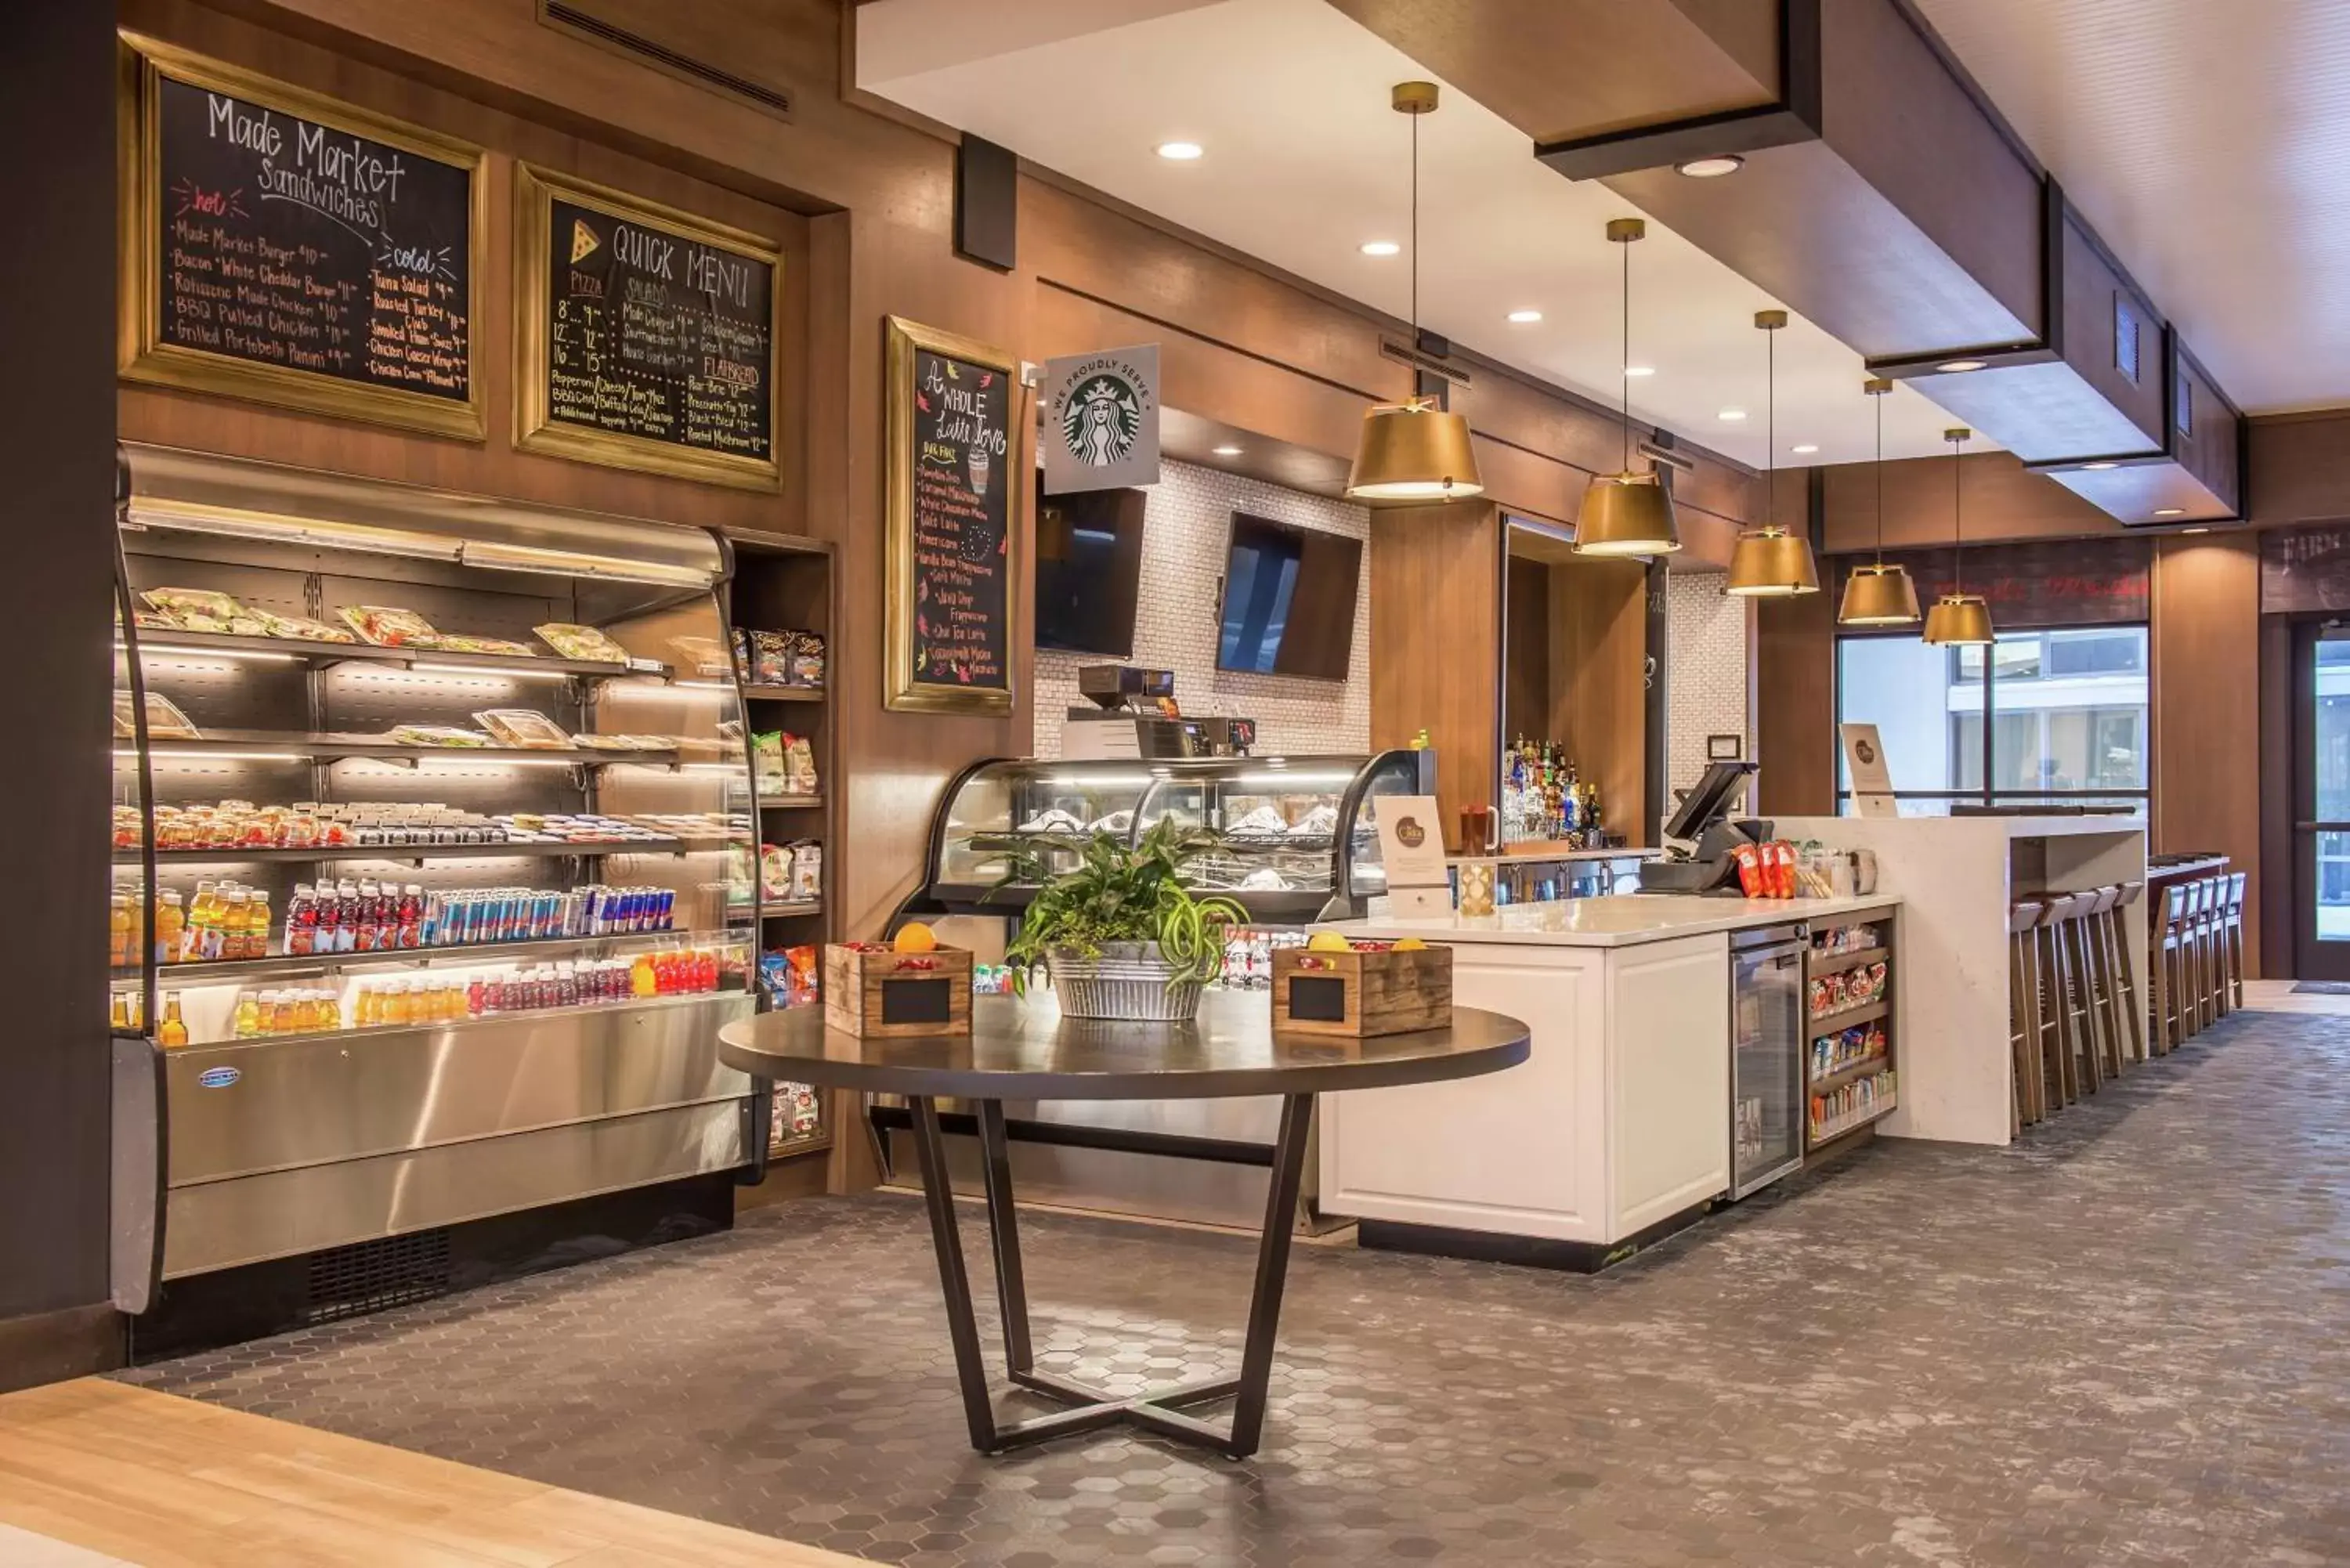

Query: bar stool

[2154,882,2192,1053]
[2107,880,2147,1064]
[2008,898,2048,1130]
[2222,872,2248,1013]
[2076,885,2128,1082]
[2193,877,2225,1031]
[2034,894,2088,1107]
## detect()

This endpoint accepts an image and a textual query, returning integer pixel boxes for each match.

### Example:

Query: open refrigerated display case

[109,444,761,1316]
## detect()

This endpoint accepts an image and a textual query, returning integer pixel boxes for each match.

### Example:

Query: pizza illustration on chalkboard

[569,219,600,263]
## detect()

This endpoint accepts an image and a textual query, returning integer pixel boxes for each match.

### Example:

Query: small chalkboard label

[1287,976,1349,1024]
[880,977,955,1026]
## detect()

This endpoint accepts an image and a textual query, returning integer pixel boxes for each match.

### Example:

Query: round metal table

[718,990,1529,1458]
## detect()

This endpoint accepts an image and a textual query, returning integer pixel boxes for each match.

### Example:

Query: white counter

[1329,893,1899,948]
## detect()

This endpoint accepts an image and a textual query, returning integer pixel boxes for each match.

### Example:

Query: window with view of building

[1836,627,2149,815]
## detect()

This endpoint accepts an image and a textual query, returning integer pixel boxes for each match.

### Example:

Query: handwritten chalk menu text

[522,169,778,485]
[909,348,1012,695]
[130,44,482,437]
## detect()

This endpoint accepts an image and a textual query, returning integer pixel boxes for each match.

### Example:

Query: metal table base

[906,1093,1313,1459]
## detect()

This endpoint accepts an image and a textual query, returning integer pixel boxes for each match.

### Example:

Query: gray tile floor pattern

[128,1010,2350,1566]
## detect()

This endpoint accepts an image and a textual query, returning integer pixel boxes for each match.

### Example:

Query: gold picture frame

[513,164,783,490]
[885,316,1021,717]
[117,33,487,441]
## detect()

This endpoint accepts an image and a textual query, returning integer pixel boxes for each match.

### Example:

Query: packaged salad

[534,623,631,663]
[472,709,573,750]
[338,605,442,647]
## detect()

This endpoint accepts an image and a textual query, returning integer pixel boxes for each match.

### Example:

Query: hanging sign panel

[885,317,1019,715]
[515,166,780,489]
[119,34,484,439]
[1041,344,1160,493]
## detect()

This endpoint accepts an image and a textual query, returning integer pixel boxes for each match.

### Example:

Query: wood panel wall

[1368,500,1500,851]
[2152,536,2263,970]
[1546,558,1652,847]
[1753,587,1837,818]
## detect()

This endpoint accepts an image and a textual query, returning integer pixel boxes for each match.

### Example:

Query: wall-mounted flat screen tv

[1214,511,1362,681]
[1034,484,1145,656]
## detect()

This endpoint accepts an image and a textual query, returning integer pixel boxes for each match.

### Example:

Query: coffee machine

[1060,664,1254,759]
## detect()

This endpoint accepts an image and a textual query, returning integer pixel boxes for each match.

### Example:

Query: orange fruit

[893,922,939,954]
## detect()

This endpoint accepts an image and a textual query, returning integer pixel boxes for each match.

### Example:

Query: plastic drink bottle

[157,992,187,1049]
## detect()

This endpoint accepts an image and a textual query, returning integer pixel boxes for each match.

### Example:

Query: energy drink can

[654,888,675,931]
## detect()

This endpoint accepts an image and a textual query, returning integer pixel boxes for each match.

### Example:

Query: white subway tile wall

[1032,458,1372,760]
[1665,568,1752,798]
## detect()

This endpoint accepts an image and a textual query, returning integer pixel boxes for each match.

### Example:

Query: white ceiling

[859,0,1979,468]
[1918,0,2350,415]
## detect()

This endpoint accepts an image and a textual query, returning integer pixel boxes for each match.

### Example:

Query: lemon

[893,922,940,954]
[1306,931,1352,953]
[1393,937,1429,952]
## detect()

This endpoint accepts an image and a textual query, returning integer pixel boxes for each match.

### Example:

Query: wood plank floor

[0,1379,859,1568]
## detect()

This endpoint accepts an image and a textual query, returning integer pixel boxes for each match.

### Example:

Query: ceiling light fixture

[1922,427,1994,646]
[1359,240,1401,257]
[2083,461,2118,471]
[1676,155,1745,178]
[1727,309,1820,598]
[2153,507,2186,518]
[1345,81,1484,504]
[1838,378,1923,627]
[1155,141,1203,161]
[1574,218,1679,557]
[1507,309,1543,323]
[2181,526,2211,535]
[1718,408,1748,421]
[1623,365,1655,378]
[1212,444,1243,457]
[1937,359,1987,374]
[1791,443,1820,455]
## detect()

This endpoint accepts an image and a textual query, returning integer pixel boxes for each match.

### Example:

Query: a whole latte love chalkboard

[885,317,1019,715]
[515,167,781,489]
[120,38,485,439]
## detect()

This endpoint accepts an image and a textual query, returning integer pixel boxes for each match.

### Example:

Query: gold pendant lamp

[1726,309,1819,596]
[1346,81,1484,503]
[1837,377,1924,625]
[1921,425,1994,645]
[1575,219,1681,555]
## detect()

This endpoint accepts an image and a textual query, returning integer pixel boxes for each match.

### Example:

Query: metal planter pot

[1044,941,1204,1021]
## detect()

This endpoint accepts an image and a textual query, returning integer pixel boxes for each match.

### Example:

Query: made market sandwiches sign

[1041,344,1159,493]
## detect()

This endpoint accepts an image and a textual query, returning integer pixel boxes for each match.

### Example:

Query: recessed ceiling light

[1211,444,1243,457]
[1718,408,1748,421]
[1359,240,1401,257]
[1624,365,1655,378]
[2154,508,2186,518]
[2180,526,2211,535]
[1937,359,1988,374]
[2082,461,2118,471]
[1791,443,1819,454]
[1155,141,1203,161]
[1506,309,1543,323]
[1676,155,1745,179]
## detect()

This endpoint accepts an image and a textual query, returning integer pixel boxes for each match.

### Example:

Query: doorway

[2290,621,2350,979]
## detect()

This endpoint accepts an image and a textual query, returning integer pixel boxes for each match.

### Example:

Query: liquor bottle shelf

[123,630,667,682]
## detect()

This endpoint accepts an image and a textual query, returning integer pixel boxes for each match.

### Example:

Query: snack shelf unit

[108,444,765,1334]
[1804,914,1897,1154]
[718,529,837,1166]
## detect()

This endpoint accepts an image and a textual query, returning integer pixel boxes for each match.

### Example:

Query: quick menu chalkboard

[885,317,1018,716]
[120,38,484,439]
[515,167,781,489]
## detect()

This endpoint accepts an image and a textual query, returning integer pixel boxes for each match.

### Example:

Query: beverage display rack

[1805,915,1898,1151]
[108,445,765,1308]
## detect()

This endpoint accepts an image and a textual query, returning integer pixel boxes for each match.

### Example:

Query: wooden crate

[1271,945,1452,1037]
[824,943,974,1037]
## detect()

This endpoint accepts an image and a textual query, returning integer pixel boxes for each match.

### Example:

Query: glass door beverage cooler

[1728,923,1806,1198]
[108,443,761,1328]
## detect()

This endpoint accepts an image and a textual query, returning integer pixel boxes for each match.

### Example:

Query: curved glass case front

[916,750,1432,924]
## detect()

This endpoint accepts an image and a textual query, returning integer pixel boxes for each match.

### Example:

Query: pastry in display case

[108,444,764,1300]
[893,750,1434,929]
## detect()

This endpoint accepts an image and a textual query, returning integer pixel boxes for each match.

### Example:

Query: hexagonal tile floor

[126,1011,2350,1566]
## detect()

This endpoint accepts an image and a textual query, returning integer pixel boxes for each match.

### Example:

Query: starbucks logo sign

[1043,345,1159,492]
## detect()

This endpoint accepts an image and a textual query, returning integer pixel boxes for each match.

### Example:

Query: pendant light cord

[1874,392,1886,566]
[1765,323,1774,529]
[1951,432,1965,596]
[1621,237,1632,473]
[1409,110,1419,344]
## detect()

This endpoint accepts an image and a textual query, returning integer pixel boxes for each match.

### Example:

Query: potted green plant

[990,819,1246,1021]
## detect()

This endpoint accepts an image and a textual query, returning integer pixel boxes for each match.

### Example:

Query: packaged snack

[114,688,200,739]
[783,734,819,797]
[534,623,631,663]
[789,630,826,688]
[141,587,248,630]
[253,609,358,644]
[747,630,790,685]
[1773,840,1798,898]
[432,634,538,657]
[338,605,442,647]
[731,627,753,683]
[752,731,786,793]
[790,842,822,901]
[385,724,491,747]
[760,843,791,899]
[668,634,732,678]
[472,710,573,750]
[784,945,819,1008]
[1733,841,1763,898]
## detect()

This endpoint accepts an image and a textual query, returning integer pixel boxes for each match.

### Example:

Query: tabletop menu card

[886,318,1017,714]
[518,168,779,486]
[124,40,483,438]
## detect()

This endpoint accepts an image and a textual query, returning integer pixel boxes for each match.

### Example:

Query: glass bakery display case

[896,750,1435,929]
[108,444,761,1304]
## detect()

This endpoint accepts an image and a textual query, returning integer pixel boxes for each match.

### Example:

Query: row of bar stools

[2009,881,2146,1130]
[2153,871,2246,1051]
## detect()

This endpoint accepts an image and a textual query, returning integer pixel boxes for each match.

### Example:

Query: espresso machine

[1060,664,1255,759]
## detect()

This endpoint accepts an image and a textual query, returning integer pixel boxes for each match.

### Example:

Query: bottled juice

[397,885,423,950]
[630,953,658,998]
[231,992,261,1039]
[109,894,132,969]
[244,891,271,960]
[157,992,188,1049]
[285,884,316,958]
[110,989,132,1032]
[182,882,212,963]
[316,883,342,956]
[154,891,185,966]
[381,980,410,1027]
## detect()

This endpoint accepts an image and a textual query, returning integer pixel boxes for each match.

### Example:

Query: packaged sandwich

[114,688,200,739]
[253,609,358,644]
[432,633,537,657]
[535,623,631,663]
[338,605,442,648]
[472,709,573,750]
[141,587,248,633]
[385,724,490,748]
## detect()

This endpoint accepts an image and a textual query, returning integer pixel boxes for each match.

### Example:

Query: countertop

[1322,893,1900,948]
[1776,815,2144,841]
[1444,846,1659,866]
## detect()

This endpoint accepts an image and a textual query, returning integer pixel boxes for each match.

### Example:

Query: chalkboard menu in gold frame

[514,165,782,490]
[885,316,1020,716]
[117,34,486,440]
